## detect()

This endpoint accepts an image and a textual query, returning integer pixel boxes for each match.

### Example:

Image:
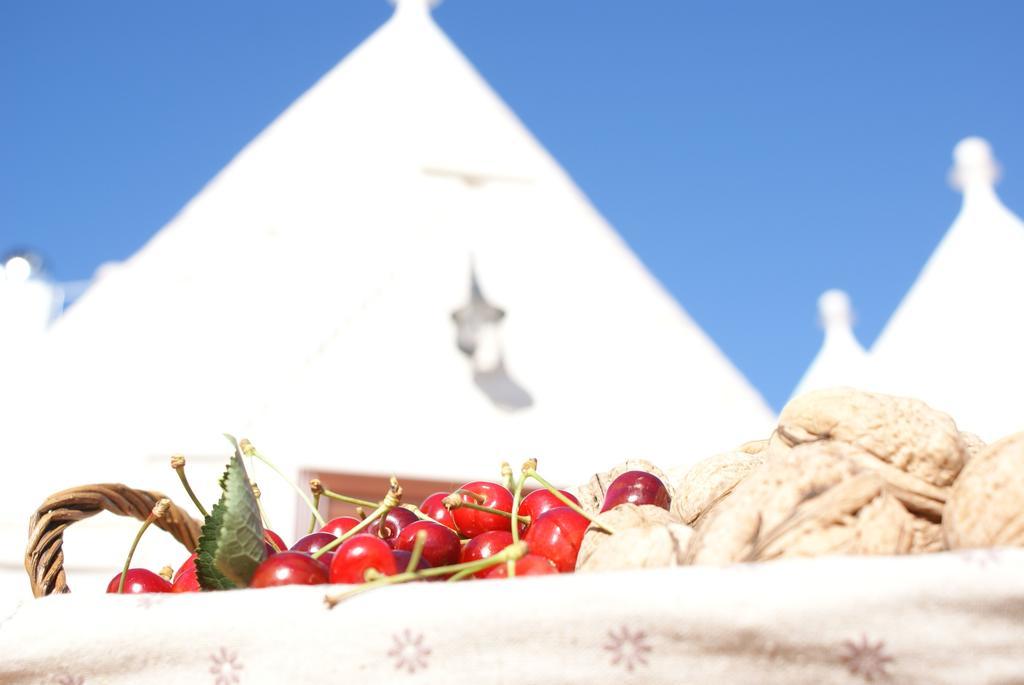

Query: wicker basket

[24,483,202,597]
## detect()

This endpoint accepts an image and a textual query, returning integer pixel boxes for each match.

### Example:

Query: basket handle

[24,483,203,597]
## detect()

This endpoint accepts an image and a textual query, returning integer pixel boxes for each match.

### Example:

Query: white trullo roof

[790,289,873,399]
[872,137,1024,441]
[1,0,773,593]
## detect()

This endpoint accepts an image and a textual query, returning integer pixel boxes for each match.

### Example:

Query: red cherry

[172,553,198,582]
[367,507,419,546]
[250,551,328,588]
[420,492,457,531]
[291,532,336,554]
[600,471,670,512]
[484,554,558,579]
[319,516,361,538]
[263,529,288,552]
[522,506,589,572]
[450,481,514,537]
[171,564,201,593]
[392,549,432,574]
[329,534,397,584]
[518,489,580,533]
[393,520,461,569]
[106,568,173,594]
[460,530,514,578]
[290,532,338,568]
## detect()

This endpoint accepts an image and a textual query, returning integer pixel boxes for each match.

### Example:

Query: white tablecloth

[2,549,1022,684]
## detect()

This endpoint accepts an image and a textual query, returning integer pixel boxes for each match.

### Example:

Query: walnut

[908,516,945,553]
[958,432,987,462]
[736,439,769,455]
[670,450,765,525]
[684,441,935,565]
[574,459,673,515]
[577,503,673,561]
[575,504,692,572]
[943,432,1024,548]
[776,387,965,488]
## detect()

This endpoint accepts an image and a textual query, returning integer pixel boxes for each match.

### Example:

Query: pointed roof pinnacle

[818,289,854,331]
[790,288,870,399]
[390,0,440,19]
[950,137,1001,192]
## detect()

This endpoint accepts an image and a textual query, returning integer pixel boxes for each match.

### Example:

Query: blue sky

[2,0,1022,409]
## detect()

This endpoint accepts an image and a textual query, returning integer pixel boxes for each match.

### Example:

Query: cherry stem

[251,482,273,530]
[405,530,426,573]
[307,479,325,534]
[311,479,403,561]
[456,488,488,504]
[401,504,433,522]
[443,495,530,525]
[446,566,477,582]
[524,468,615,535]
[170,455,209,518]
[508,469,529,578]
[399,540,526,579]
[308,493,321,535]
[310,505,383,559]
[320,489,377,509]
[257,501,272,531]
[373,476,403,539]
[239,439,325,526]
[324,541,528,607]
[118,499,169,594]
[500,461,514,491]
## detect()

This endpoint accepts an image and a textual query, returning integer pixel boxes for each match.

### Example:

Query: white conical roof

[872,138,1024,440]
[2,0,774,562]
[791,289,872,398]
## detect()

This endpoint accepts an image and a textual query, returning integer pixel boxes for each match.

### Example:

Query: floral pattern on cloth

[1,551,1021,685]
[387,629,431,674]
[210,647,243,684]
[0,602,21,633]
[957,548,1003,568]
[840,634,893,681]
[54,676,85,685]
[603,626,652,672]
[135,595,164,610]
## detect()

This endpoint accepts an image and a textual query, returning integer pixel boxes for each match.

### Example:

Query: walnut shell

[670,450,765,525]
[736,439,769,455]
[826,442,949,521]
[684,441,932,565]
[958,432,987,463]
[575,504,692,572]
[943,432,1024,548]
[574,459,673,516]
[908,516,945,553]
[776,387,965,488]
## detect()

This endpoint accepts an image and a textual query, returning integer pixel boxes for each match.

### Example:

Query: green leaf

[222,433,240,452]
[221,434,240,488]
[195,449,267,590]
[195,497,234,590]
